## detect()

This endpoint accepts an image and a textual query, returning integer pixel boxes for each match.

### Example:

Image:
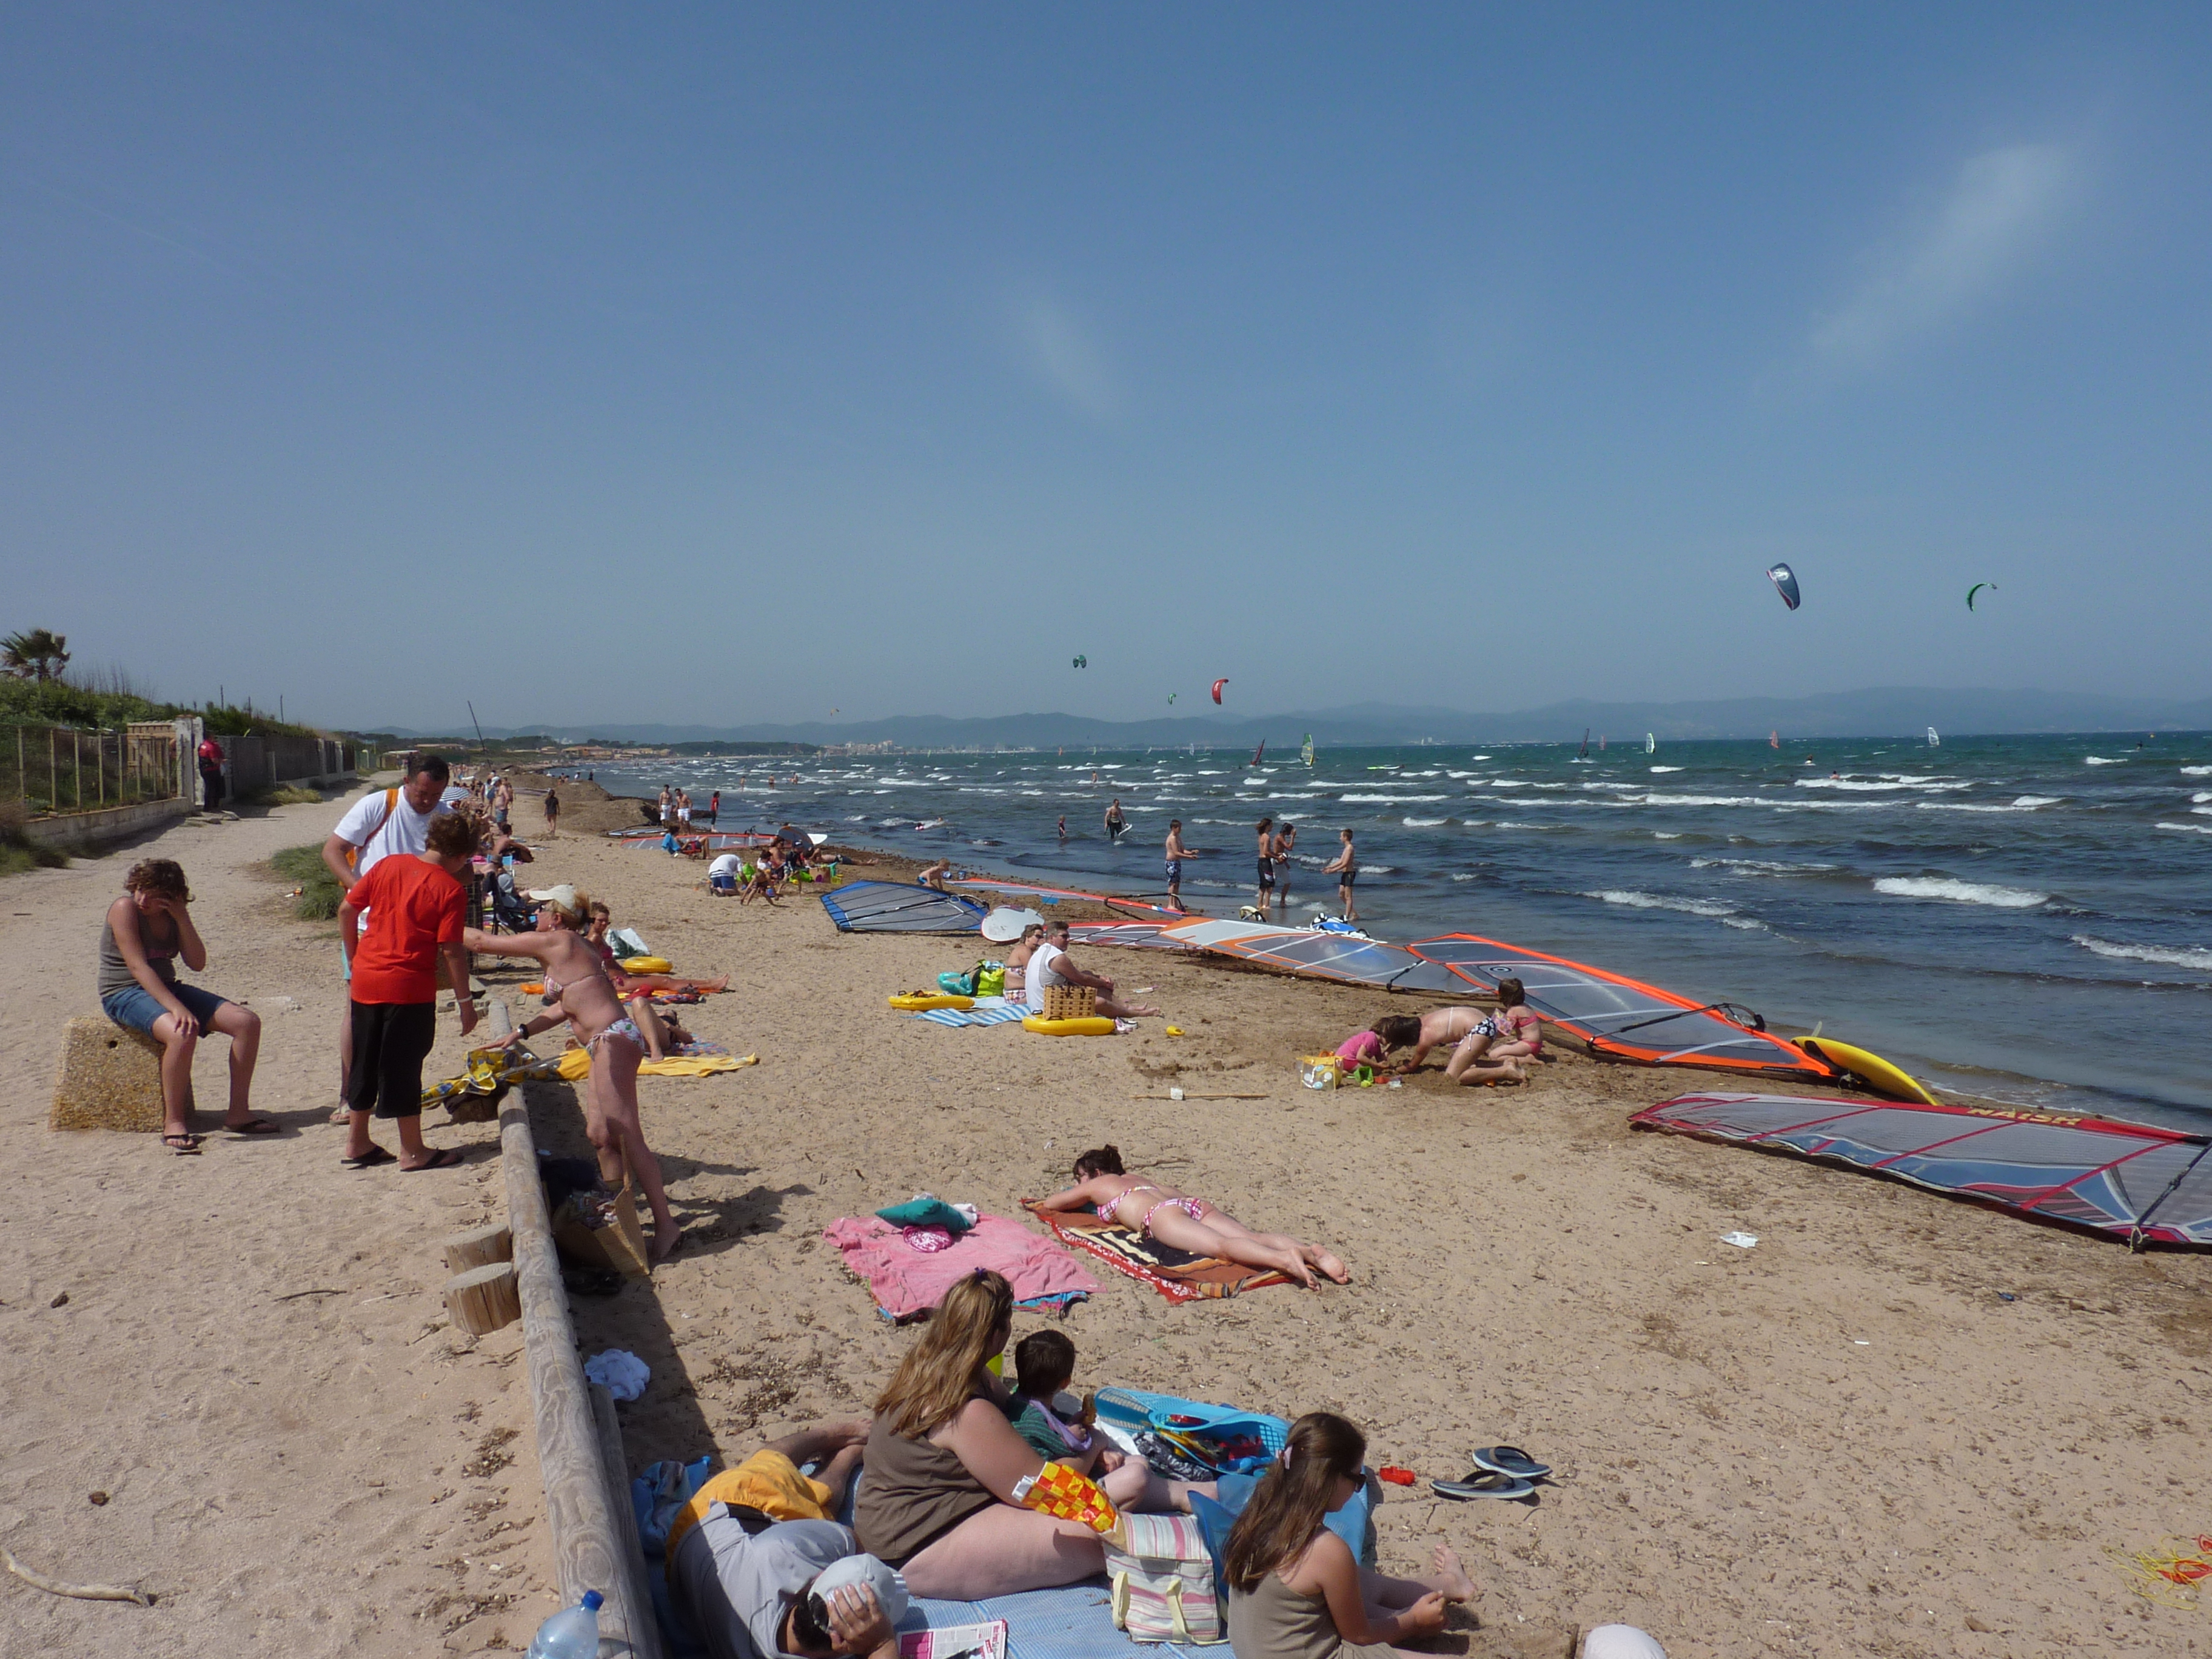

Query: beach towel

[1023,1204,1292,1303]
[555,1048,760,1082]
[825,1213,1099,1321]
[912,997,1030,1029]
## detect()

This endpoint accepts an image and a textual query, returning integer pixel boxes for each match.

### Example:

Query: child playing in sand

[1446,977,1542,1086]
[1222,1412,1474,1659]
[1035,1145,1349,1289]
[1009,1330,1108,1475]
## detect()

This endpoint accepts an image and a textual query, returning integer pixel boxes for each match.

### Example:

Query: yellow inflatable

[618,956,673,976]
[889,993,974,1011]
[1022,1014,1117,1037]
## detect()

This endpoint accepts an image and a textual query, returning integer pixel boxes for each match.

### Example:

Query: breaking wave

[1872,877,2048,908]
[2073,936,2212,972]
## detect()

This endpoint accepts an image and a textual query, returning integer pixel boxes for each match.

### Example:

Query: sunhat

[526,883,584,919]
[980,907,1045,943]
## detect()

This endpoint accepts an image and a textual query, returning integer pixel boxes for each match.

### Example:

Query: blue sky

[3,4,2207,731]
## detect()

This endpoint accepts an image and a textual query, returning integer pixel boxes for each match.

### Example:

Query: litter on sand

[1720,1231,1759,1249]
[2106,1532,2212,1608]
[583,1349,650,1401]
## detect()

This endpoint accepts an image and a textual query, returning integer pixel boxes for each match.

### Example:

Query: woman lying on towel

[853,1269,1195,1598]
[1224,1411,1473,1659]
[583,901,731,996]
[1035,1146,1349,1289]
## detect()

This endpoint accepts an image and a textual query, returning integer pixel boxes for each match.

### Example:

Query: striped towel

[911,997,1030,1028]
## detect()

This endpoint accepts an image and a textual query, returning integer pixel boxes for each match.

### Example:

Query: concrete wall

[22,797,194,857]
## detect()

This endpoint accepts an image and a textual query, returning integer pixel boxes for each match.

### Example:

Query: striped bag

[1105,1513,1224,1644]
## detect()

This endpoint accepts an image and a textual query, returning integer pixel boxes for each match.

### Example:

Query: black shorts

[1257,857,1275,888]
[347,1000,437,1119]
[1339,866,1358,887]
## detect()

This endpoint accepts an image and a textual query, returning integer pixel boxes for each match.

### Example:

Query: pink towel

[823,1213,1101,1319]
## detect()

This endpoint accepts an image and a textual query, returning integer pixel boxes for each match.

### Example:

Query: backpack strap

[344,787,401,874]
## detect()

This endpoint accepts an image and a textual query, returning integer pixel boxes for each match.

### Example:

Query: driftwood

[1,1542,150,1607]
[497,1009,663,1659]
[444,1261,521,1336]
[442,1223,513,1276]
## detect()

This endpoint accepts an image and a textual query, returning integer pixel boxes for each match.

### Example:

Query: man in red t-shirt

[336,813,481,1170]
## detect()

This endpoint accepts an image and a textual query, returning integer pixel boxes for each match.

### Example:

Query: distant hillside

[377,687,2212,748]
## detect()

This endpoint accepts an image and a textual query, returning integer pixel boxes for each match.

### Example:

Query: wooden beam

[498,1001,664,1659]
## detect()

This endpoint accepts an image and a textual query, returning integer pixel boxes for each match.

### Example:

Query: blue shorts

[709,874,736,893]
[1165,860,1182,883]
[102,980,229,1036]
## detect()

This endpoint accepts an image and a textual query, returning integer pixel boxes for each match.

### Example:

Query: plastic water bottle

[526,1590,603,1658]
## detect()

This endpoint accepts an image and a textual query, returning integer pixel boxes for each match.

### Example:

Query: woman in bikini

[464,885,682,1262]
[1444,977,1542,1086]
[1033,1145,1349,1289]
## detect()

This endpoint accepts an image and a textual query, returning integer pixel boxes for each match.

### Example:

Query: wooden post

[442,1223,513,1276]
[444,1261,521,1335]
[498,1036,663,1659]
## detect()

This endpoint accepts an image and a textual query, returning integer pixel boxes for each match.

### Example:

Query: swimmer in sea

[1032,1144,1349,1289]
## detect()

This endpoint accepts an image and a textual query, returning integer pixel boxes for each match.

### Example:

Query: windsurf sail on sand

[1161,918,1463,993]
[1407,934,1832,1078]
[1065,921,1193,951]
[1634,1093,2212,1248]
[948,877,1188,919]
[819,881,987,934]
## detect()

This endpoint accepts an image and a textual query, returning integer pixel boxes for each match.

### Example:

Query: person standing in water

[1270,821,1297,911]
[1163,819,1196,910]
[1323,828,1357,922]
[1104,798,1128,843]
[1253,818,1275,911]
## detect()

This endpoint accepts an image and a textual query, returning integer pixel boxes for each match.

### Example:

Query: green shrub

[271,843,343,920]
[0,799,68,877]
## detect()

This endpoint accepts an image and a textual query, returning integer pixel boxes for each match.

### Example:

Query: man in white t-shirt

[708,851,743,897]
[1022,920,1159,1018]
[321,757,456,1110]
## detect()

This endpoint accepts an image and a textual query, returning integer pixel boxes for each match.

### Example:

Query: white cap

[526,883,583,919]
[810,1553,910,1627]
[1582,1627,1666,1659]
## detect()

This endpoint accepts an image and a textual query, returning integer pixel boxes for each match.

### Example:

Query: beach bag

[1094,1388,1290,1475]
[1105,1513,1224,1644]
[1299,1053,1341,1090]
[975,964,1005,998]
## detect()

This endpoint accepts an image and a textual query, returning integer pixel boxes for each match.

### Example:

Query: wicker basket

[1042,984,1097,1021]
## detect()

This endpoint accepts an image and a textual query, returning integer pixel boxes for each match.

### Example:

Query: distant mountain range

[369,687,2212,749]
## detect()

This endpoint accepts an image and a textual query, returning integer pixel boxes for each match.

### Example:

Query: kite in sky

[1765,564,1801,611]
[1072,655,1087,669]
[1211,678,1229,704]
[1966,583,1997,611]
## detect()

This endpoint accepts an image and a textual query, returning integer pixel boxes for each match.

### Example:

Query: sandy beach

[4,776,2207,1657]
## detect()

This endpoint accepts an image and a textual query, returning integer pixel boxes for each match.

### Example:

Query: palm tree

[0,629,70,683]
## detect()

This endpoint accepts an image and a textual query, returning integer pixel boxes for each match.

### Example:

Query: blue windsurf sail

[819,881,987,934]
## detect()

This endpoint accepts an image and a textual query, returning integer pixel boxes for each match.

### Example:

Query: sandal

[1432,1471,1537,1501]
[222,1116,281,1136]
[1471,1446,1552,1482]
[162,1132,203,1156]
[341,1145,398,1169]
[401,1147,468,1172]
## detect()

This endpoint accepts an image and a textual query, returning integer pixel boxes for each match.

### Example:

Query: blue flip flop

[1471,1445,1551,1481]
[1432,1471,1536,1501]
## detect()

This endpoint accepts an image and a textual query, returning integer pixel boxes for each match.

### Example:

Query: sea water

[589,733,2212,1130]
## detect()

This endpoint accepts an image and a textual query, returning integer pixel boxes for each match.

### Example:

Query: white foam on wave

[1649,765,1684,773]
[2195,792,2212,803]
[2014,796,2063,807]
[1469,756,1492,761]
[1338,793,1448,803]
[1636,794,1768,808]
[1581,890,1737,916]
[1450,873,1480,882]
[2182,766,2212,777]
[1916,801,2040,814]
[1652,832,1683,840]
[2157,821,2212,835]
[2073,936,2212,971]
[2085,756,2125,765]
[1357,864,1396,875]
[1872,877,2048,908]
[1691,857,1836,874]
[1721,917,1772,931]
[1403,816,1449,826]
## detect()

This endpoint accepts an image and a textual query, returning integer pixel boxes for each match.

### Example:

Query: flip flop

[222,1117,281,1136]
[402,1147,468,1171]
[341,1145,398,1168]
[162,1132,203,1156]
[1471,1446,1552,1482]
[1432,1472,1537,1501]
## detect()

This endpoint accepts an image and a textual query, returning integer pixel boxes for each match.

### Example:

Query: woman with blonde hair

[1224,1412,1474,1659]
[853,1269,1184,1597]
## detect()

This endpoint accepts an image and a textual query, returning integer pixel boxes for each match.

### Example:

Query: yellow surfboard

[1794,1037,1940,1106]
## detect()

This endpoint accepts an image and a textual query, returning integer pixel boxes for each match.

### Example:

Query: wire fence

[2,722,182,816]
